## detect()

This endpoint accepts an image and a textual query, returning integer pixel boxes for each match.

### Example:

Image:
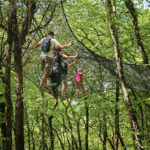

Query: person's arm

[58,41,73,49]
[68,60,77,67]
[33,37,41,48]
[62,53,79,59]
[82,70,89,74]
[68,74,75,80]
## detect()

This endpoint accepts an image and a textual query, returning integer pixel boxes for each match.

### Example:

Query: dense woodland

[0,0,150,150]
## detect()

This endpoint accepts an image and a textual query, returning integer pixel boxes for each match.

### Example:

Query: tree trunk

[0,60,7,149]
[114,81,119,150]
[4,44,13,150]
[104,0,142,149]
[62,101,78,150]
[3,0,15,149]
[85,97,89,150]
[119,132,127,150]
[48,115,54,150]
[124,0,148,65]
[77,119,82,150]
[0,99,7,150]
[12,0,24,148]
[11,1,36,149]
[24,104,31,150]
[14,35,24,150]
[54,129,65,150]
[41,96,45,150]
[103,112,107,150]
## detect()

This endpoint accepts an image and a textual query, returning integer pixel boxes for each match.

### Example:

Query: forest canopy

[0,0,150,150]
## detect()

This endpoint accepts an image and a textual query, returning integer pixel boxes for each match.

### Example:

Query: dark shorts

[51,65,61,87]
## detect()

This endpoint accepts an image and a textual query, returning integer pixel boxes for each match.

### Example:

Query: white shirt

[39,37,60,58]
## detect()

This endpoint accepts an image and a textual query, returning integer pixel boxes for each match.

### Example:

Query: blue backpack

[41,37,51,53]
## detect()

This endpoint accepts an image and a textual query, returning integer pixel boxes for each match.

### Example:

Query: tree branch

[0,23,7,31]
[19,0,36,46]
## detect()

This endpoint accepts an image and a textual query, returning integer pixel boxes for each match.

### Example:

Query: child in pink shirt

[70,68,89,98]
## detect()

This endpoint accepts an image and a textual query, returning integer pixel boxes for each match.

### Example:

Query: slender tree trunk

[114,81,119,150]
[4,44,12,150]
[85,97,89,150]
[48,115,54,150]
[0,62,7,150]
[124,0,148,65]
[3,0,16,149]
[67,136,71,150]
[131,89,144,134]
[41,96,45,150]
[118,132,127,150]
[31,131,35,150]
[0,98,7,150]
[104,0,142,149]
[62,102,78,150]
[68,117,78,150]
[54,129,65,150]
[103,112,107,150]
[70,104,82,150]
[14,37,24,150]
[77,119,82,150]
[24,104,31,150]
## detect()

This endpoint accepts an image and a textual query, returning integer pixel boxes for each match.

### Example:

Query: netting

[61,1,150,93]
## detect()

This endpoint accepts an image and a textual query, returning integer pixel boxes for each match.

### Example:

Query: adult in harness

[50,49,78,100]
[50,50,62,99]
[33,31,73,92]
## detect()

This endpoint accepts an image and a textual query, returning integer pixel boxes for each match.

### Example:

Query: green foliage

[0,0,150,149]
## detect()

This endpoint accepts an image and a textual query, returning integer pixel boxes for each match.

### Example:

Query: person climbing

[69,68,89,98]
[50,49,78,100]
[32,31,74,91]
[50,50,62,101]
[61,59,77,98]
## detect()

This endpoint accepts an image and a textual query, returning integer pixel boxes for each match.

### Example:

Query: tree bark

[103,112,107,150]
[12,1,24,149]
[48,115,54,150]
[54,128,65,150]
[24,104,31,150]
[4,44,12,150]
[3,0,15,149]
[118,132,126,150]
[41,96,45,150]
[12,1,36,149]
[103,0,142,149]
[85,97,89,150]
[0,58,7,150]
[62,101,78,150]
[77,119,82,150]
[114,81,119,150]
[124,0,148,65]
[0,97,7,150]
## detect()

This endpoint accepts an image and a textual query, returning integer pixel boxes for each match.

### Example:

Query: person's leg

[40,73,47,88]
[76,83,80,98]
[61,76,67,97]
[62,82,67,97]
[40,56,52,89]
[80,82,85,96]
[40,55,45,72]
